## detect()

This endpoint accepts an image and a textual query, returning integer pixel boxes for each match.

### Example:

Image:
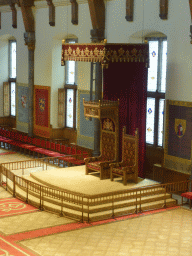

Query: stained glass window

[63,39,77,129]
[9,40,16,117]
[10,41,16,79]
[10,82,16,116]
[147,41,158,92]
[146,98,155,144]
[146,37,167,147]
[158,99,165,146]
[66,89,74,128]
[66,60,75,84]
[66,40,76,85]
[160,41,167,93]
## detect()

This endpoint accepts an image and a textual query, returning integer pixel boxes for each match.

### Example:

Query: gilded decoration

[61,43,149,68]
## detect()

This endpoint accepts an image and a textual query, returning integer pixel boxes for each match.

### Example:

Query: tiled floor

[0,149,192,255]
[1,185,192,256]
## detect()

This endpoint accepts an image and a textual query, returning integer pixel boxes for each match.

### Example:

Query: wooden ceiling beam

[87,0,105,42]
[125,0,134,22]
[9,1,17,28]
[189,0,192,21]
[46,0,55,26]
[159,0,168,20]
[70,0,78,25]
[19,0,34,32]
[88,0,105,30]
[0,0,15,5]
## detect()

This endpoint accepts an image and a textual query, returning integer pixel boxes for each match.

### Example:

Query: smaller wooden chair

[110,127,139,185]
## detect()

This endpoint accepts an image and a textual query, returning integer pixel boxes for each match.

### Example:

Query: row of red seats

[0,128,88,166]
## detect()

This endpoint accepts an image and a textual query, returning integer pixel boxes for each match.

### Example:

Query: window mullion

[154,97,159,147]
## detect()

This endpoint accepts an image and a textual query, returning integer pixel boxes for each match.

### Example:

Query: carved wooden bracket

[125,0,134,22]
[19,0,34,7]
[70,0,78,25]
[159,0,168,20]
[87,0,105,42]
[189,0,192,20]
[46,0,55,26]
[9,2,17,28]
[24,31,35,50]
[19,0,34,32]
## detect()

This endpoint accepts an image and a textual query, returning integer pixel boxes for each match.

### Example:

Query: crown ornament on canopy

[61,39,149,68]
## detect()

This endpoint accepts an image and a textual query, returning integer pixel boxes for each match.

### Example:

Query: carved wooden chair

[85,118,119,179]
[110,127,139,185]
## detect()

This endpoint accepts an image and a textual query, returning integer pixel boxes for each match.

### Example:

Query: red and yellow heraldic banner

[34,85,51,138]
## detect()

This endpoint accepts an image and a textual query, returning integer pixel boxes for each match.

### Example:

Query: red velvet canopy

[61,42,149,68]
[61,42,149,178]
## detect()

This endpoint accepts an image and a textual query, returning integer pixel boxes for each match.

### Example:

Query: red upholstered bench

[181,192,192,209]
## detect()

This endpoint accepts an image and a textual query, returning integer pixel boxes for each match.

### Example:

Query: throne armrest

[99,160,116,168]
[109,161,124,169]
[122,165,136,172]
[84,156,102,164]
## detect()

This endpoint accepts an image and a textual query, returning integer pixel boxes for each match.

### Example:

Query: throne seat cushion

[112,167,134,175]
[87,161,107,171]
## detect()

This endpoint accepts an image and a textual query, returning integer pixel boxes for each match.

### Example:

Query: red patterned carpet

[0,196,180,256]
[0,236,37,256]
[0,198,38,217]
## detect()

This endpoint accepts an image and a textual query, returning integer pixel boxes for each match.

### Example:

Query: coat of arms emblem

[39,98,45,112]
[175,119,186,138]
[21,95,27,108]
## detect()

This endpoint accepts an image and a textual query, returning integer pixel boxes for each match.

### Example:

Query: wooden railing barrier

[0,159,191,222]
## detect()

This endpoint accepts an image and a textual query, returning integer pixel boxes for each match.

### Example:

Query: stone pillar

[91,29,104,157]
[24,32,35,137]
[92,62,102,157]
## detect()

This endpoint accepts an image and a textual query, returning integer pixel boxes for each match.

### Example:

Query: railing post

[139,190,142,213]
[60,192,64,217]
[6,168,8,191]
[13,175,16,197]
[40,186,42,210]
[135,191,138,214]
[81,196,84,223]
[26,180,28,203]
[164,185,167,208]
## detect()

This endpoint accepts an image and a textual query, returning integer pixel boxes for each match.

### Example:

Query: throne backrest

[101,118,117,161]
[122,127,139,166]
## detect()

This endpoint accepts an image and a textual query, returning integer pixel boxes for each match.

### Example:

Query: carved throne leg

[123,172,127,186]
[85,165,89,175]
[110,170,114,181]
[100,167,104,180]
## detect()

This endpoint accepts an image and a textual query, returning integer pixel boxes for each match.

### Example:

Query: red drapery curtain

[103,62,148,178]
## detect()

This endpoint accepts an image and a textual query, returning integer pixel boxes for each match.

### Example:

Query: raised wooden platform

[1,160,180,223]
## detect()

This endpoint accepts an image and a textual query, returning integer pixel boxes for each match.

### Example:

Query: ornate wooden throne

[110,127,139,185]
[83,99,119,179]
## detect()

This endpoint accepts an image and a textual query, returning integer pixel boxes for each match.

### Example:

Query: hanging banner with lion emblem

[174,119,186,138]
